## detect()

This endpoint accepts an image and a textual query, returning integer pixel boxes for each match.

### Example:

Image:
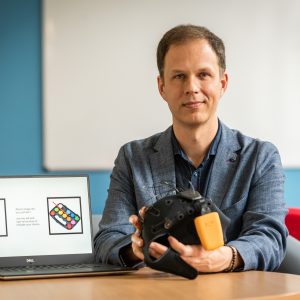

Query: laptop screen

[0,175,93,267]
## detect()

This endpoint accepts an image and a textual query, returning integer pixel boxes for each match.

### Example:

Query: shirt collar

[171,120,222,161]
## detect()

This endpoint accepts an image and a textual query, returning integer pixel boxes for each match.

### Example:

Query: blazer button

[229,155,237,162]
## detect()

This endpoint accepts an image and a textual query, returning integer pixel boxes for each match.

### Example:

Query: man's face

[158,39,228,129]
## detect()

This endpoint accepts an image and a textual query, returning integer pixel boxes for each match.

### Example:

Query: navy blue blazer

[94,121,288,271]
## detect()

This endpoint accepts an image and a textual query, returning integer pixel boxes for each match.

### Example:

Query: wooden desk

[1,268,300,300]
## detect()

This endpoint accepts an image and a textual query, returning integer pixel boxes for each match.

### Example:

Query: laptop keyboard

[0,263,127,275]
[1,263,98,272]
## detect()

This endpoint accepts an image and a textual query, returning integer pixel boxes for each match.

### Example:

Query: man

[94,24,288,273]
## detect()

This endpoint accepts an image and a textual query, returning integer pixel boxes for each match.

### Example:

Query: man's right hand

[129,207,167,261]
[129,207,146,260]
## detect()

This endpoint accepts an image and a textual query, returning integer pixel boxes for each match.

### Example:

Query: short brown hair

[157,24,226,77]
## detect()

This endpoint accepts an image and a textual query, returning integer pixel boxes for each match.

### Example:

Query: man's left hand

[149,236,234,273]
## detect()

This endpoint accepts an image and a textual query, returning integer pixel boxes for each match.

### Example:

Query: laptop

[0,175,136,280]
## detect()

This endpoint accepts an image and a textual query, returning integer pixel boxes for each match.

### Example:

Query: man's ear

[157,75,165,99]
[220,72,228,97]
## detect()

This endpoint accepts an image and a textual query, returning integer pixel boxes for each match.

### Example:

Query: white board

[43,0,300,169]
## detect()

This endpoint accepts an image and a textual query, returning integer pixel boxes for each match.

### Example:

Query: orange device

[194,212,224,250]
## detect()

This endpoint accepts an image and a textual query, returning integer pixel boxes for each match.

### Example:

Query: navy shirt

[171,122,222,196]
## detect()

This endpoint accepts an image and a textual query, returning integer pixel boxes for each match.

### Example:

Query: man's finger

[131,232,143,247]
[132,242,144,260]
[129,214,143,232]
[139,206,146,217]
[168,236,194,256]
[148,248,163,259]
[129,214,138,225]
[149,241,168,255]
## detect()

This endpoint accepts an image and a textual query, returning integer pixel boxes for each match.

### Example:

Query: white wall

[43,0,300,169]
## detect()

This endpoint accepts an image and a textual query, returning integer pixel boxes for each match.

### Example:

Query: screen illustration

[47,197,83,235]
[49,203,81,230]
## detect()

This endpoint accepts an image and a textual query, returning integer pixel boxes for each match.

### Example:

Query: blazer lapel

[149,127,177,199]
[148,123,241,208]
[206,122,241,209]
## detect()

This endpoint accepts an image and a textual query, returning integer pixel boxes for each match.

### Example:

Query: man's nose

[184,76,200,94]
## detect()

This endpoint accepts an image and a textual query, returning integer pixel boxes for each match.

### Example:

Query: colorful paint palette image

[49,203,81,230]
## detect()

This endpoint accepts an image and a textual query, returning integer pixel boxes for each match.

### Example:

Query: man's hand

[129,207,168,261]
[144,236,236,273]
[129,209,242,272]
[129,207,146,261]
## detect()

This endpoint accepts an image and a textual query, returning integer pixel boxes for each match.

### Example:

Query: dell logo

[26,258,35,263]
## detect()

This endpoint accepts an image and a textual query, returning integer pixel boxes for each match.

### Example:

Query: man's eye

[199,72,209,79]
[174,74,184,79]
